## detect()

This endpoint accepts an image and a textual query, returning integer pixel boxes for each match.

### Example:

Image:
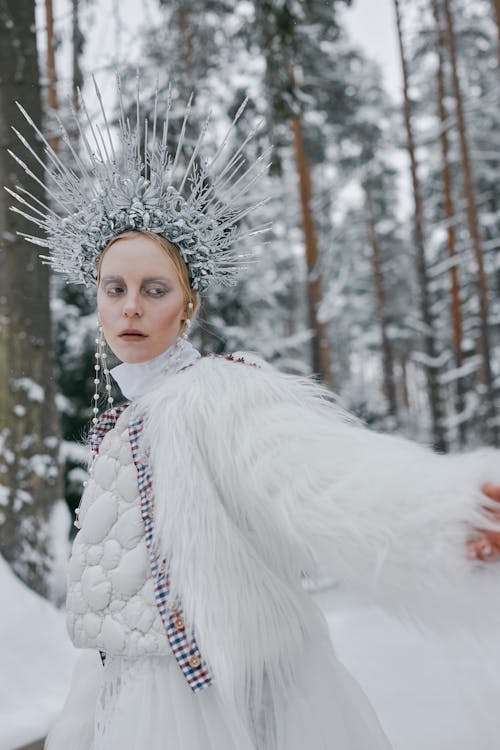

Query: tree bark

[493,0,500,66]
[292,115,334,388]
[72,0,84,115]
[44,0,59,151]
[442,0,497,444]
[432,0,466,445]
[0,0,63,595]
[365,187,398,420]
[393,0,446,451]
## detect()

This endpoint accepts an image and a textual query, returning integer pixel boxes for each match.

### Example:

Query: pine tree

[247,0,355,387]
[364,183,398,421]
[442,0,498,444]
[432,0,466,443]
[394,0,447,451]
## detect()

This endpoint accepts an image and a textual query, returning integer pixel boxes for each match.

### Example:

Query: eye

[105,285,125,296]
[145,286,167,297]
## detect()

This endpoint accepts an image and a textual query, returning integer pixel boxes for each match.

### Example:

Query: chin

[113,338,178,364]
[111,342,155,364]
[121,353,153,364]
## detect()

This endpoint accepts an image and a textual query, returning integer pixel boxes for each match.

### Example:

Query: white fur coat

[137,354,500,715]
[47,353,500,748]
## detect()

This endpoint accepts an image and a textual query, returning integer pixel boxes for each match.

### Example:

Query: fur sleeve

[169,357,500,631]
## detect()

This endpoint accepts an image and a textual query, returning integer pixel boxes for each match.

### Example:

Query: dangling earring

[182,302,194,339]
[92,322,115,425]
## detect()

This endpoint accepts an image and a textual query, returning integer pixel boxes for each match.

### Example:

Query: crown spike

[11,126,61,184]
[77,90,119,187]
[5,187,53,220]
[160,82,173,166]
[135,71,141,164]
[93,74,117,163]
[53,112,98,194]
[150,85,160,186]
[206,151,270,218]
[14,104,80,188]
[206,154,247,199]
[7,149,73,211]
[95,123,113,168]
[77,87,108,167]
[178,111,210,195]
[116,72,128,136]
[9,206,48,228]
[206,97,248,172]
[73,88,104,172]
[211,120,263,188]
[170,93,193,185]
[9,185,60,218]
[18,233,50,247]
[237,222,273,241]
[219,151,272,205]
[216,197,270,231]
[144,118,149,180]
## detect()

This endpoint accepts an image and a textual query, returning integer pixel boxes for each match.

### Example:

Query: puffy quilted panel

[67,408,171,657]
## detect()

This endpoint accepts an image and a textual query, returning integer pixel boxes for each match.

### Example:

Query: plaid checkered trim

[128,412,213,693]
[88,403,130,456]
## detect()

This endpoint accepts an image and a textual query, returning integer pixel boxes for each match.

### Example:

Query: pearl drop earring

[182,302,194,339]
[91,323,115,426]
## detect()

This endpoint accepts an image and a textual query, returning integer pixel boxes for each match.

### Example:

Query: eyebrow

[101,275,171,284]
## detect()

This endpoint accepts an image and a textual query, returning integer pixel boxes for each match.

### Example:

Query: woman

[9,79,500,750]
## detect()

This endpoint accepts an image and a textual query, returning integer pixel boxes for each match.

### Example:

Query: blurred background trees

[1,0,500,594]
[0,0,64,597]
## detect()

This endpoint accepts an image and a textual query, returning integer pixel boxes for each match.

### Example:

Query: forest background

[1,0,500,601]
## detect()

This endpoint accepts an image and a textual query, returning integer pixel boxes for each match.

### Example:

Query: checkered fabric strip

[88,402,130,455]
[128,413,213,693]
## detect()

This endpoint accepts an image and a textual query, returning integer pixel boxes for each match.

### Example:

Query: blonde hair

[97,231,200,334]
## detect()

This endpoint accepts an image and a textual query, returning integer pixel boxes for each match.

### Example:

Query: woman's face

[97,234,187,364]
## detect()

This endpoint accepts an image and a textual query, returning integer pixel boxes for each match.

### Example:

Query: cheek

[153,296,185,329]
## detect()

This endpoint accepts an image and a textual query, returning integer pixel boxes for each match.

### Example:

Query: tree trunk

[44,0,59,151]
[365,187,398,421]
[393,0,446,451]
[400,354,410,412]
[0,0,63,595]
[432,0,466,445]
[178,2,195,89]
[72,0,83,115]
[493,0,500,66]
[442,0,497,445]
[292,115,334,388]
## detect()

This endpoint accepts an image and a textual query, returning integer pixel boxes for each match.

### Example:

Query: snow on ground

[0,556,77,750]
[1,560,500,750]
[317,586,500,750]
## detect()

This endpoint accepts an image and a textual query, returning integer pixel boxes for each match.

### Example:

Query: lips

[118,329,148,340]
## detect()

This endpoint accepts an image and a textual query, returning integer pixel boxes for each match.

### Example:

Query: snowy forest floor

[2,560,500,750]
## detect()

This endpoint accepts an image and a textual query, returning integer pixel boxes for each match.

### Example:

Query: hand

[467,484,500,561]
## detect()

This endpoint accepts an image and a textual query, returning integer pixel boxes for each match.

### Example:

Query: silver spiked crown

[7,75,270,291]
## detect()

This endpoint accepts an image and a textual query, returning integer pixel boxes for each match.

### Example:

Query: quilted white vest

[66,407,171,657]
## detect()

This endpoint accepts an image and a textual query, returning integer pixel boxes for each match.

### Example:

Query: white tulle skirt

[91,620,392,750]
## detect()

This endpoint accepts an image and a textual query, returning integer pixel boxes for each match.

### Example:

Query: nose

[122,290,143,318]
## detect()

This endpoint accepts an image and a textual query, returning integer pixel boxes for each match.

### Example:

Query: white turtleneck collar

[110,337,201,400]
